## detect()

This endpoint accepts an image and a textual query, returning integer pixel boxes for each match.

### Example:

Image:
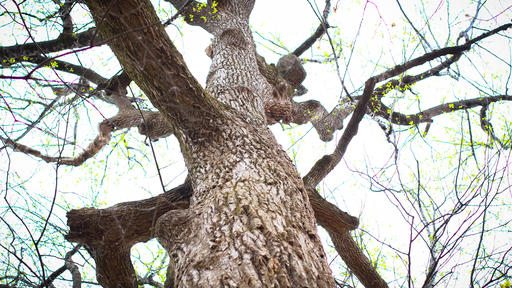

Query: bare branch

[395,0,432,51]
[27,56,107,85]
[64,245,82,288]
[36,245,82,288]
[383,95,512,126]
[479,104,505,148]
[303,22,512,189]
[0,28,100,60]
[293,0,331,57]
[2,119,111,166]
[1,110,172,166]
[137,275,164,288]
[86,0,219,129]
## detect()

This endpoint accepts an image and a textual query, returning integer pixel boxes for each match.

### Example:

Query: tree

[0,0,511,287]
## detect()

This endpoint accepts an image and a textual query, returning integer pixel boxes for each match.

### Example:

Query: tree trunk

[157,118,335,287]
[84,0,336,287]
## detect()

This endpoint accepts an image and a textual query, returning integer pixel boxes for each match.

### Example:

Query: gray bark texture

[84,0,336,287]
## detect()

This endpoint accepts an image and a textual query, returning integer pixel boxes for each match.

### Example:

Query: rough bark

[84,0,336,287]
[66,182,191,288]
[157,119,334,287]
[66,181,361,287]
[329,232,389,288]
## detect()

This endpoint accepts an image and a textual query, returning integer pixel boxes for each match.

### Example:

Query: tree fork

[82,0,341,287]
[66,180,387,287]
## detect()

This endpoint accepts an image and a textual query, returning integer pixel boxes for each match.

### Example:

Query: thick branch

[89,245,138,288]
[308,187,359,231]
[57,0,75,36]
[293,25,328,57]
[66,181,191,245]
[257,53,354,142]
[303,77,377,188]
[0,28,100,60]
[66,182,191,288]
[164,0,219,31]
[330,231,389,288]
[85,0,219,130]
[297,78,388,288]
[291,99,353,142]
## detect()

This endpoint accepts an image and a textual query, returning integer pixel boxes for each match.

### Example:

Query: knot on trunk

[277,54,306,88]
[257,54,307,124]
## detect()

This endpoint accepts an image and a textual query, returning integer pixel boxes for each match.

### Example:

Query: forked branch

[304,22,512,188]
[1,110,172,166]
[66,178,360,287]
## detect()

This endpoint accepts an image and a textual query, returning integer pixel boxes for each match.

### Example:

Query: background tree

[1,0,511,287]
